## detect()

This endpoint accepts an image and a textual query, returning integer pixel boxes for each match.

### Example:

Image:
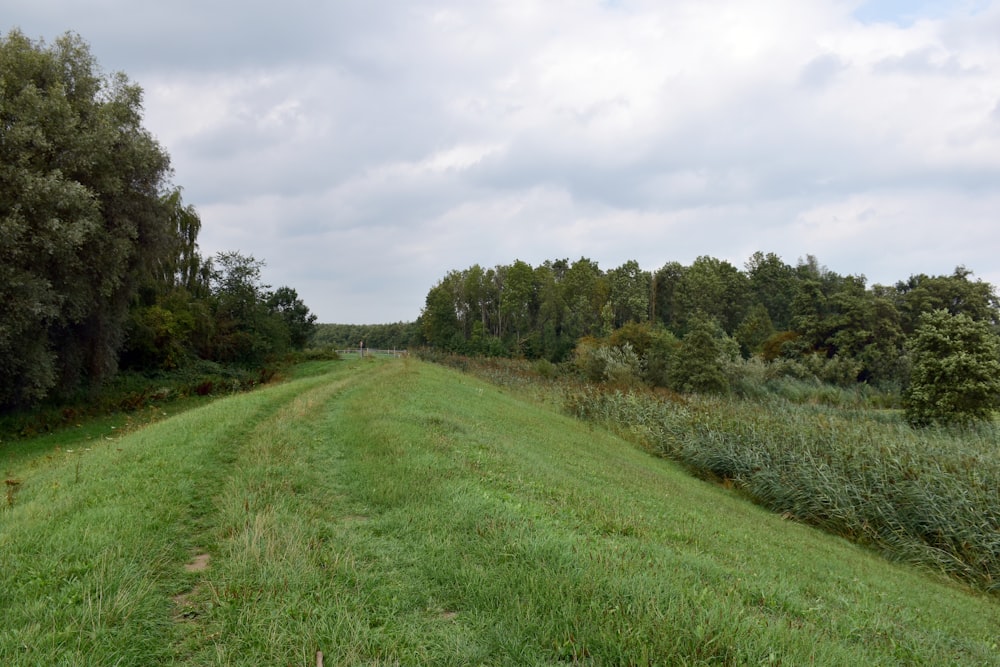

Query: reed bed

[423,352,1000,594]
[563,385,1000,593]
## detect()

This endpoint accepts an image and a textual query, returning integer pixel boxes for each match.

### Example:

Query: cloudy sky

[6,1,1000,323]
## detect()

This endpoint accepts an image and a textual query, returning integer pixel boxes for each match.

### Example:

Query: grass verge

[2,357,998,664]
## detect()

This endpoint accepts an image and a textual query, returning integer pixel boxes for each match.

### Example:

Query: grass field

[2,357,999,665]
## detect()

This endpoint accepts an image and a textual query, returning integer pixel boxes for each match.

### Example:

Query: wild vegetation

[311,321,420,351]
[3,358,999,665]
[417,255,1000,426]
[0,30,318,416]
[4,26,1000,663]
[420,351,1000,597]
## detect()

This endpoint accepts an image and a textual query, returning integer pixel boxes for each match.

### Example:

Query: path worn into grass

[3,358,1000,665]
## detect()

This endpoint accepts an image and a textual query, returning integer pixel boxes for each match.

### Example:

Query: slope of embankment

[2,358,998,665]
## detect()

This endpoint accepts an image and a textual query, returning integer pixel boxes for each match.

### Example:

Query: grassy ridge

[2,358,999,664]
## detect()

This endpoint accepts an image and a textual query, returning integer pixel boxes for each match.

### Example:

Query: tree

[894,267,999,334]
[668,316,731,394]
[420,273,463,351]
[651,261,685,330]
[607,260,651,328]
[157,188,210,296]
[120,190,215,371]
[208,252,286,363]
[904,310,1000,427]
[0,30,172,407]
[267,287,317,350]
[734,303,775,358]
[745,251,797,330]
[674,256,749,334]
[561,258,606,341]
[498,259,536,349]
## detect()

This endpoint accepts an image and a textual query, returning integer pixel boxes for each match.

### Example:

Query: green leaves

[904,309,1000,427]
[0,30,319,410]
[0,30,171,407]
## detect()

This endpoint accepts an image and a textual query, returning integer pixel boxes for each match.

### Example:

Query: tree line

[418,254,1000,425]
[0,30,316,410]
[311,322,419,352]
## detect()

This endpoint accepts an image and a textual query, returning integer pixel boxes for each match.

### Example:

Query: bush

[667,317,730,395]
[904,310,1000,427]
[571,338,643,387]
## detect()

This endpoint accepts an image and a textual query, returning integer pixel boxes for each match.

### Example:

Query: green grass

[2,358,999,664]
[560,385,1000,594]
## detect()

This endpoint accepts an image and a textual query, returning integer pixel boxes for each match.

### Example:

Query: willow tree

[0,30,172,407]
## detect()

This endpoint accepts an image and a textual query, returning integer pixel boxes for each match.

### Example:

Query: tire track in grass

[0,363,371,666]
[168,360,396,664]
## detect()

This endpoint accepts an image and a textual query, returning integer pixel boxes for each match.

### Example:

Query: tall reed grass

[423,351,1000,594]
[563,386,1000,593]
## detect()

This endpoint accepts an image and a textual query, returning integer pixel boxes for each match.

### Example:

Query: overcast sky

[6,1,1000,323]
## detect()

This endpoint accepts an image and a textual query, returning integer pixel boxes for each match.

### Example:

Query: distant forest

[414,253,999,391]
[312,322,419,351]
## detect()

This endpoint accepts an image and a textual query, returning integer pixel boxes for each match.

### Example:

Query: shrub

[904,310,1000,427]
[668,317,730,394]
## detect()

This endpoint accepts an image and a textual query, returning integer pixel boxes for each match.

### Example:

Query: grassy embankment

[451,355,1000,595]
[2,357,998,665]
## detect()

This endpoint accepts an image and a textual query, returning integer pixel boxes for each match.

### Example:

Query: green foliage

[266,286,317,350]
[895,267,999,334]
[420,273,464,351]
[0,30,172,407]
[204,251,319,364]
[904,309,1000,427]
[571,337,608,383]
[156,188,210,296]
[418,253,1000,412]
[674,255,749,334]
[121,304,189,370]
[561,383,1000,593]
[745,251,797,330]
[0,30,321,414]
[311,322,418,350]
[606,259,650,327]
[4,359,999,664]
[668,316,731,394]
[734,303,775,358]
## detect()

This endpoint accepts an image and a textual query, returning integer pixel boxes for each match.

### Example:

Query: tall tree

[674,256,749,334]
[208,252,286,363]
[267,287,317,350]
[894,268,999,334]
[651,261,685,330]
[561,258,606,341]
[157,188,210,296]
[0,30,172,407]
[745,251,797,331]
[420,272,463,351]
[607,260,651,328]
[499,259,536,348]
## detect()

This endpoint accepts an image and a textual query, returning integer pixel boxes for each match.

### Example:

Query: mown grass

[2,357,999,664]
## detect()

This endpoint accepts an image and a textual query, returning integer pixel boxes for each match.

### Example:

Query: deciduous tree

[0,30,171,406]
[904,310,1000,427]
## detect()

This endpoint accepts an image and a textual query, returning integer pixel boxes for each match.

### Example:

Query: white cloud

[5,0,1000,322]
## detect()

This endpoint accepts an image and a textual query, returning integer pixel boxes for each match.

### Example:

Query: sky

[5,0,1000,323]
